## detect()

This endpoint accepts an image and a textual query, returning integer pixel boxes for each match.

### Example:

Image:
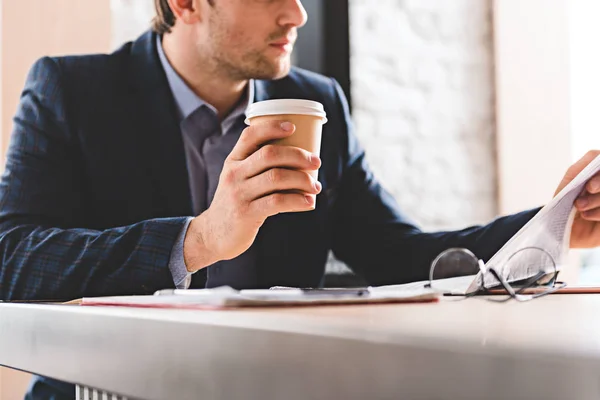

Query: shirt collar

[156,35,254,125]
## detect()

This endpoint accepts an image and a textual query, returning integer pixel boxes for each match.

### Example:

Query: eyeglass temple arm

[479,260,515,296]
[477,259,486,274]
[488,268,518,297]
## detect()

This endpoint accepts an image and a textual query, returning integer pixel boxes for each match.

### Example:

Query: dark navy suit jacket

[0,31,537,399]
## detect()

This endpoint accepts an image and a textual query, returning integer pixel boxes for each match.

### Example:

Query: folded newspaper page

[466,155,600,293]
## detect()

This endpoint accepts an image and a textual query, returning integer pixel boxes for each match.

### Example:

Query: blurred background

[2,0,600,398]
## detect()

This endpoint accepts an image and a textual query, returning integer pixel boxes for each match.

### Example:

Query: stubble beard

[213,47,292,82]
[204,9,293,82]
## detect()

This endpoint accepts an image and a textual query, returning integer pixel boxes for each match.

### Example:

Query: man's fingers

[242,144,320,179]
[586,172,600,194]
[250,191,316,218]
[555,150,600,196]
[229,120,295,161]
[244,168,321,201]
[571,150,600,178]
[577,181,600,220]
[576,192,597,211]
[580,207,600,221]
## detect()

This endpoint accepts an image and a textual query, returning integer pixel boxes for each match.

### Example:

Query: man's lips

[269,41,294,53]
[269,35,296,52]
[271,38,293,46]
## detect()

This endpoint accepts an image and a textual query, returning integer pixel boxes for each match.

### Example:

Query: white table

[1,295,600,400]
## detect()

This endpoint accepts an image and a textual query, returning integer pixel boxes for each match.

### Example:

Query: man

[2,0,600,398]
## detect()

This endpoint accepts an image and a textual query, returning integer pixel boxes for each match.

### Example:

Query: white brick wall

[350,0,497,231]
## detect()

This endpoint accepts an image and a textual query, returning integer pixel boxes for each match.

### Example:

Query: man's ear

[167,0,201,24]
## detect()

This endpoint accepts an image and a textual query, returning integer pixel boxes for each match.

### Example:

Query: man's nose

[277,0,308,29]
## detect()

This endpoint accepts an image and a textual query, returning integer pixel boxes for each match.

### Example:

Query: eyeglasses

[427,247,566,302]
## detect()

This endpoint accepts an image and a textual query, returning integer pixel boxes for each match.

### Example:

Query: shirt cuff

[168,217,195,289]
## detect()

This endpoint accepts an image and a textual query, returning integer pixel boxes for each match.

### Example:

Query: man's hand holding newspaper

[560,150,600,248]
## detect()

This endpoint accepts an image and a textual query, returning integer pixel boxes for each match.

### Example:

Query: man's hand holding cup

[184,99,327,272]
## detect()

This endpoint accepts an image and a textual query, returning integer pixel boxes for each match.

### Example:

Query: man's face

[198,0,307,80]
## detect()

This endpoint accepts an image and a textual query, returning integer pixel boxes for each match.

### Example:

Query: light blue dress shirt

[157,36,255,289]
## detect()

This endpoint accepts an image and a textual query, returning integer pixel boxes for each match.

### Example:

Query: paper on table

[375,275,477,296]
[79,286,439,309]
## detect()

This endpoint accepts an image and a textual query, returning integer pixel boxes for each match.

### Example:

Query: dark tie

[203,118,258,289]
[180,106,218,215]
[182,106,217,289]
[186,113,258,289]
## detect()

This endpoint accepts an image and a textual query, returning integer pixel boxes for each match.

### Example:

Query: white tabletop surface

[1,294,599,399]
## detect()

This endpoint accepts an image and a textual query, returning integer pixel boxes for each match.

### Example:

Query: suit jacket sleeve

[0,57,186,301]
[328,78,539,286]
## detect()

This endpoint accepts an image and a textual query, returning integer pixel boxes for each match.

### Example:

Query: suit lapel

[128,31,193,217]
[253,79,271,103]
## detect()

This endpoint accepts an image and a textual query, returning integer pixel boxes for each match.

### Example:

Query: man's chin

[252,69,290,81]
[249,59,292,80]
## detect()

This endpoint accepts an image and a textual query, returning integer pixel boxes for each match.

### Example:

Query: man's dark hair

[152,0,176,35]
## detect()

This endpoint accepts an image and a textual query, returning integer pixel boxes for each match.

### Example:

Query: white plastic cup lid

[245,99,328,125]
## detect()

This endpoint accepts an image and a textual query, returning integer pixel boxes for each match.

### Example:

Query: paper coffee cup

[245,99,328,181]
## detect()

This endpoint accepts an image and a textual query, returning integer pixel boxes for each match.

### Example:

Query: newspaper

[377,155,600,296]
[465,155,600,293]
